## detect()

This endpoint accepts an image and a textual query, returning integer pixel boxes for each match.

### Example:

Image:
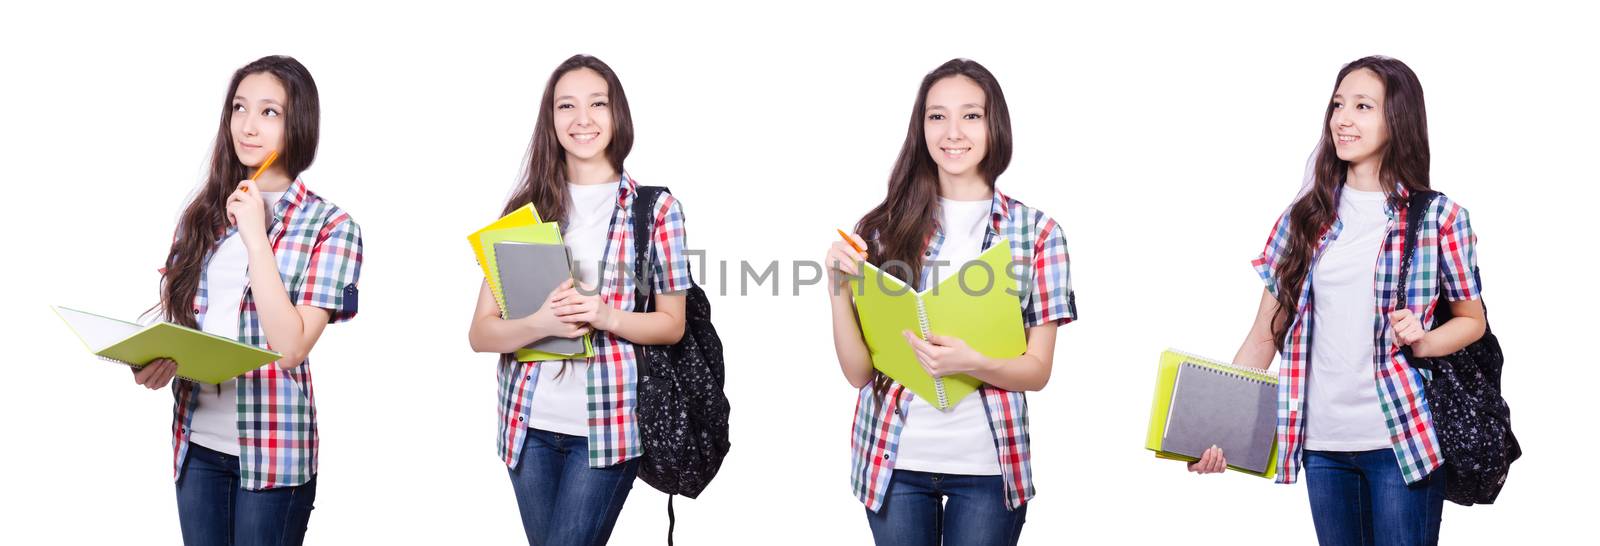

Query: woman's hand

[904,332,991,377]
[1186,445,1227,474]
[826,233,868,293]
[552,280,616,332]
[523,279,592,340]
[1389,309,1425,348]
[131,358,178,390]
[226,179,269,248]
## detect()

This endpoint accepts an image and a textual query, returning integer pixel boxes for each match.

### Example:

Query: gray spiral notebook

[1161,361,1278,474]
[494,241,586,355]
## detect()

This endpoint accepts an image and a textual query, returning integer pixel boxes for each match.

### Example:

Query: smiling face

[1329,67,1390,167]
[230,72,288,169]
[552,67,613,164]
[922,75,989,182]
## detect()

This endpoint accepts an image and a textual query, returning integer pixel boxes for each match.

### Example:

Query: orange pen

[836,229,868,257]
[244,150,279,190]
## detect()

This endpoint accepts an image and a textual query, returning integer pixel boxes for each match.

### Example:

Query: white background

[2,1,1595,544]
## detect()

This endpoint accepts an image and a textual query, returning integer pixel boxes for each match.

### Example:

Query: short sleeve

[1251,207,1294,297]
[650,194,692,294]
[1435,199,1481,302]
[1022,219,1076,328]
[293,216,364,323]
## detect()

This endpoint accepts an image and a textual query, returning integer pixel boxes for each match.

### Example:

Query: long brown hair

[499,55,634,377]
[159,55,321,327]
[1271,56,1430,350]
[501,54,635,221]
[854,58,1013,288]
[857,59,1013,395]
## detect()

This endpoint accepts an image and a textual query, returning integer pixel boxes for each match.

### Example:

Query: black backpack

[629,186,731,540]
[1396,191,1520,506]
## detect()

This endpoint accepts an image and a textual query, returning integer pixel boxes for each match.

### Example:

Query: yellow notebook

[469,206,595,362]
[469,203,542,296]
[1145,349,1280,478]
[849,241,1027,409]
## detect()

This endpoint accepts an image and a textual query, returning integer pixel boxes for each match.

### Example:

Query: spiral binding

[100,355,137,368]
[1169,348,1275,384]
[916,298,948,408]
[1182,362,1273,385]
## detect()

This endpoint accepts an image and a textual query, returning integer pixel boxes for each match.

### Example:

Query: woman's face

[552,67,613,163]
[230,72,288,169]
[923,75,989,181]
[1330,67,1389,166]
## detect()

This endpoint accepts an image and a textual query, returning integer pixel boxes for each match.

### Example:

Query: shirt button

[882,453,891,460]
[525,375,532,381]
[517,415,525,422]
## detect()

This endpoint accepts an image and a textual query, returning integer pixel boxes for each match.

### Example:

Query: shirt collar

[271,177,309,224]
[614,171,637,207]
[990,188,1013,224]
[1383,182,1413,218]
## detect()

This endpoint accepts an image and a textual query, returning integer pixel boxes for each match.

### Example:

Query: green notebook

[52,306,281,384]
[849,240,1027,409]
[479,224,596,362]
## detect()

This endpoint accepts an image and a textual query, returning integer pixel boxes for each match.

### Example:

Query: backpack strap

[629,184,682,545]
[1394,190,1438,309]
[630,185,668,380]
[1395,189,1439,369]
[631,185,669,313]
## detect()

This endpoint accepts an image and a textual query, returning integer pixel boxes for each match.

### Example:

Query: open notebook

[849,241,1027,410]
[52,306,280,384]
[1145,349,1280,477]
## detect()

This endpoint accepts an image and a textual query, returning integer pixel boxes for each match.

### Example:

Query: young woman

[133,55,364,545]
[826,59,1077,546]
[467,54,691,545]
[1186,56,1485,546]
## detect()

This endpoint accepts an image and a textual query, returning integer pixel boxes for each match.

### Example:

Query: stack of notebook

[469,204,595,361]
[1145,349,1279,477]
[848,241,1027,410]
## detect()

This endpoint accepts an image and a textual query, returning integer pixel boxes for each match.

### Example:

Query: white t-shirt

[191,191,285,455]
[528,181,618,436]
[1305,185,1393,451]
[893,196,1003,475]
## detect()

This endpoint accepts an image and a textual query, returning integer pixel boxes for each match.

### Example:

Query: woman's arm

[1234,288,1281,370]
[552,286,686,346]
[1389,299,1486,357]
[242,237,331,370]
[469,280,590,354]
[905,323,1059,392]
[827,234,875,389]
[610,293,686,345]
[228,180,330,370]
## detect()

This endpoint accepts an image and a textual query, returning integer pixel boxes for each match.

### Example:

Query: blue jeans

[1305,449,1446,546]
[864,470,1026,546]
[507,428,639,545]
[174,443,317,546]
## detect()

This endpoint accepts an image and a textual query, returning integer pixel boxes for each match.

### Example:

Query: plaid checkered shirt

[171,178,364,490]
[1252,186,1480,485]
[495,173,692,469]
[850,189,1077,512]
